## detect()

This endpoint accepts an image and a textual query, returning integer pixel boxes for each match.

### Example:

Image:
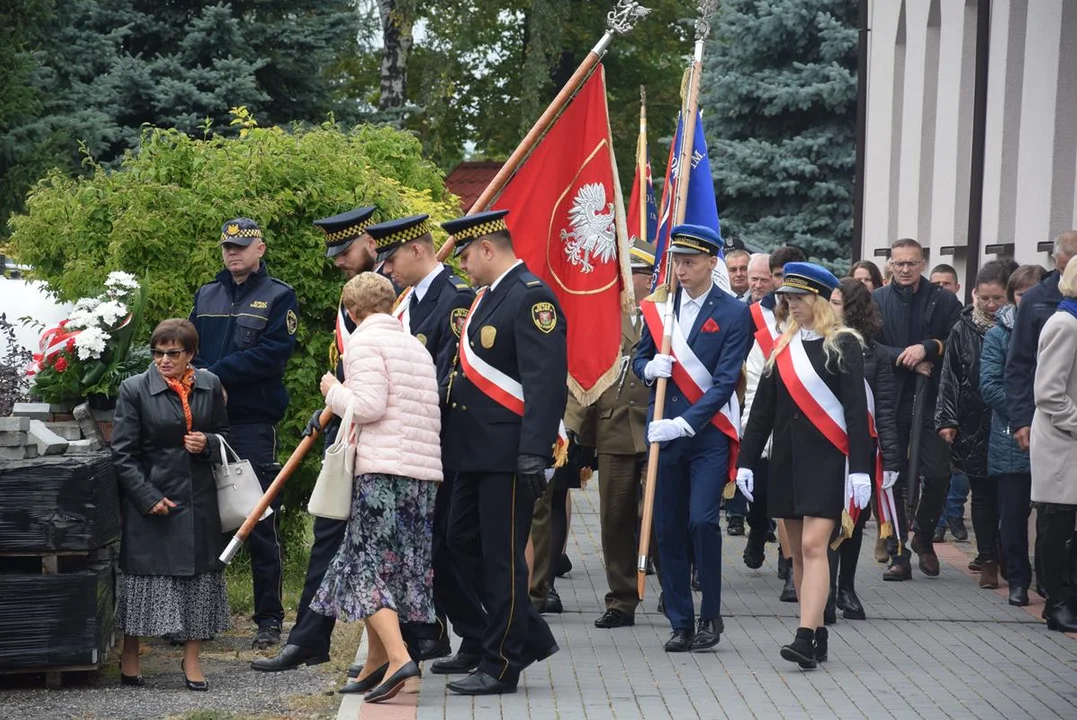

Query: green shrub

[5,110,461,544]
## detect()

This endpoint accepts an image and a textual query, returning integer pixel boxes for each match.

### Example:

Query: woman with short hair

[312,271,442,702]
[111,318,231,691]
[737,263,873,669]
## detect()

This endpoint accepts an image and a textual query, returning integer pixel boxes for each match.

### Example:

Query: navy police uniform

[369,215,486,659]
[440,211,567,691]
[190,218,298,634]
[632,225,752,648]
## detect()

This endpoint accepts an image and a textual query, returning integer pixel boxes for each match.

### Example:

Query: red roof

[444,161,502,211]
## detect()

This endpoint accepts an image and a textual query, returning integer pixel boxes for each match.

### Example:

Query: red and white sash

[334,299,351,356]
[750,302,780,359]
[391,291,412,333]
[867,383,902,549]
[639,296,740,480]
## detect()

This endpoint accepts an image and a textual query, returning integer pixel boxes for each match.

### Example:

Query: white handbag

[214,435,272,532]
[307,399,356,520]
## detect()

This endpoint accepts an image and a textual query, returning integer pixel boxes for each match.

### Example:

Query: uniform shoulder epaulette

[268,276,295,292]
[519,271,543,288]
[448,274,472,292]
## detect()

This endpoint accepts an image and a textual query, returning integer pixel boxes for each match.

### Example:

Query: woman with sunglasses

[111,319,231,691]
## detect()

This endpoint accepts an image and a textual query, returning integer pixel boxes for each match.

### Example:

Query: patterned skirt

[117,572,231,641]
[311,473,437,623]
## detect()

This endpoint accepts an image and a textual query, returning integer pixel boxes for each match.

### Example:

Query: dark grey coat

[110,366,229,576]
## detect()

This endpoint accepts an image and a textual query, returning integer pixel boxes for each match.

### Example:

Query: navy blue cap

[669,224,721,256]
[219,218,263,246]
[441,210,510,257]
[314,206,376,258]
[776,262,840,296]
[367,214,432,262]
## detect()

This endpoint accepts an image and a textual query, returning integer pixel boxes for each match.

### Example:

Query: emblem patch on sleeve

[531,302,557,333]
[450,308,468,338]
[286,309,298,335]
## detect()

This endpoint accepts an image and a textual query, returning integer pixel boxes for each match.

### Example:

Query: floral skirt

[117,572,231,641]
[311,473,437,623]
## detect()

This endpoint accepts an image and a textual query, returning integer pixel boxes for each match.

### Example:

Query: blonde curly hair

[341,271,396,320]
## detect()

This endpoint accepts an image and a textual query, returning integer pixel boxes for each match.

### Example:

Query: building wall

[861,0,1076,294]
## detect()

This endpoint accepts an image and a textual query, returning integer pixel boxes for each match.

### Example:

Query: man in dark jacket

[872,238,962,580]
[190,218,299,648]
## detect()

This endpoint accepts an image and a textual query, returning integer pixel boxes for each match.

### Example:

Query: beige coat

[1030,311,1077,505]
[594,313,649,456]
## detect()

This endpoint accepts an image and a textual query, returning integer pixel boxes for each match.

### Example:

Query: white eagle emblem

[560,182,617,273]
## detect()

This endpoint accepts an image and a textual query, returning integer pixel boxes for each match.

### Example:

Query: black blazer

[110,366,229,576]
[408,264,475,387]
[443,262,568,473]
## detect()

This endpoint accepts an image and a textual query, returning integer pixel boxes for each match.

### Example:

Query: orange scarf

[163,367,196,431]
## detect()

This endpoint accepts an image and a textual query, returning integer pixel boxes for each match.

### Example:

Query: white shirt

[489,259,524,292]
[413,264,446,303]
[678,283,712,336]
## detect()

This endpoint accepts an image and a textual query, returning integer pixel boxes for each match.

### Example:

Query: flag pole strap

[637,0,717,601]
[435,0,651,262]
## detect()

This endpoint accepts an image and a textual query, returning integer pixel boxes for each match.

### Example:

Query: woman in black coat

[110,319,230,691]
[736,264,873,669]
[828,279,902,619]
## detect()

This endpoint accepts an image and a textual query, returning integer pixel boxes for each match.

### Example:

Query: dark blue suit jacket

[632,284,752,438]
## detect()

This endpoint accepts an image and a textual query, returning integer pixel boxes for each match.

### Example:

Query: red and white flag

[491,65,631,404]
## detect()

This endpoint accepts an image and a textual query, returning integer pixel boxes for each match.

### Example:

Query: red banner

[491,66,627,403]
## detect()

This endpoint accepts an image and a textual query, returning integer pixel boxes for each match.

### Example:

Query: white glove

[544,468,556,482]
[643,354,676,381]
[735,467,755,503]
[647,417,693,443]
[851,473,872,510]
[882,470,899,490]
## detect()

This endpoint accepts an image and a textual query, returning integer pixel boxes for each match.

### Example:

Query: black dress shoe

[780,627,817,669]
[777,553,791,580]
[347,663,363,679]
[544,587,563,614]
[339,663,388,693]
[689,618,722,651]
[431,651,481,675]
[119,672,143,687]
[1045,601,1077,632]
[448,669,517,696]
[252,623,282,650]
[595,609,635,629]
[555,553,573,578]
[365,661,421,703]
[411,635,451,661]
[743,541,765,570]
[824,591,837,625]
[521,641,559,670]
[726,517,745,536]
[838,586,866,620]
[250,644,330,672]
[1008,586,1030,607]
[180,660,208,692]
[779,572,797,603]
[948,517,969,541]
[664,628,693,652]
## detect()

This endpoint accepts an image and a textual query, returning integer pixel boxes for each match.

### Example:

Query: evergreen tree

[700,0,857,268]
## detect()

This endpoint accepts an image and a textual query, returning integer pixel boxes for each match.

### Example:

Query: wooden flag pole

[638,86,649,244]
[637,1,717,600]
[434,0,651,262]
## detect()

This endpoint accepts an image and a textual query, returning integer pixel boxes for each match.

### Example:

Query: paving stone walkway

[343,482,1077,720]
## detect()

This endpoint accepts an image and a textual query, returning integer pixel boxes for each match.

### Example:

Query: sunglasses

[151,348,187,360]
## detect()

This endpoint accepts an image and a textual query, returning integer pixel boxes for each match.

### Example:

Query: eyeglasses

[151,348,187,360]
[890,261,922,270]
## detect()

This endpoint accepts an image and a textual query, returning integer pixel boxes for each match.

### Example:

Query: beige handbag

[214,435,272,532]
[307,398,356,520]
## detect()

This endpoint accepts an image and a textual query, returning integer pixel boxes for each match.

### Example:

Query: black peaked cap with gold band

[314,206,376,258]
[367,214,432,263]
[441,209,509,257]
[219,217,263,246]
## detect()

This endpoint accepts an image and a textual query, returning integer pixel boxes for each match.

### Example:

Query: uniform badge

[286,309,298,335]
[416,333,427,347]
[226,223,240,236]
[450,308,468,338]
[480,325,496,349]
[531,302,557,334]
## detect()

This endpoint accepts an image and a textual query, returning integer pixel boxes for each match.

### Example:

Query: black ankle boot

[1045,599,1077,632]
[779,571,797,602]
[824,590,837,625]
[837,585,866,620]
[780,627,817,668]
[814,627,828,662]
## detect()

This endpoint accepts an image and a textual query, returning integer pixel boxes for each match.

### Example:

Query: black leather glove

[517,453,549,500]
[302,410,324,438]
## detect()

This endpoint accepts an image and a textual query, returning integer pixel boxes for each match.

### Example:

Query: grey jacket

[110,366,229,576]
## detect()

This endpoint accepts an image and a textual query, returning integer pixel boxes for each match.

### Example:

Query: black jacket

[1006,270,1062,430]
[872,279,963,428]
[863,340,901,472]
[934,306,991,477]
[407,265,475,389]
[443,262,568,472]
[110,366,229,576]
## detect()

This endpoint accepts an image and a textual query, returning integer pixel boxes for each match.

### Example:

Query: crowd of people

[105,209,1077,695]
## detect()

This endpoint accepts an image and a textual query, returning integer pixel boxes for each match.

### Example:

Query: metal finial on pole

[695,0,718,41]
[608,0,652,35]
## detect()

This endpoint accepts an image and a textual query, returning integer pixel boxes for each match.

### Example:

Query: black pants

[1037,503,1077,606]
[288,515,347,653]
[447,471,555,687]
[968,475,998,562]
[996,473,1032,591]
[831,503,870,590]
[229,422,284,628]
[745,457,771,552]
[888,427,951,558]
[431,472,485,655]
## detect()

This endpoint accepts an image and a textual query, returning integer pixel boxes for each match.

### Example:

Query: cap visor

[325,238,356,258]
[774,285,810,295]
[376,246,400,264]
[669,245,706,255]
[219,237,256,247]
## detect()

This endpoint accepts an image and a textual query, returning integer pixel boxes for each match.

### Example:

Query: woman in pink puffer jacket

[311,271,441,703]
